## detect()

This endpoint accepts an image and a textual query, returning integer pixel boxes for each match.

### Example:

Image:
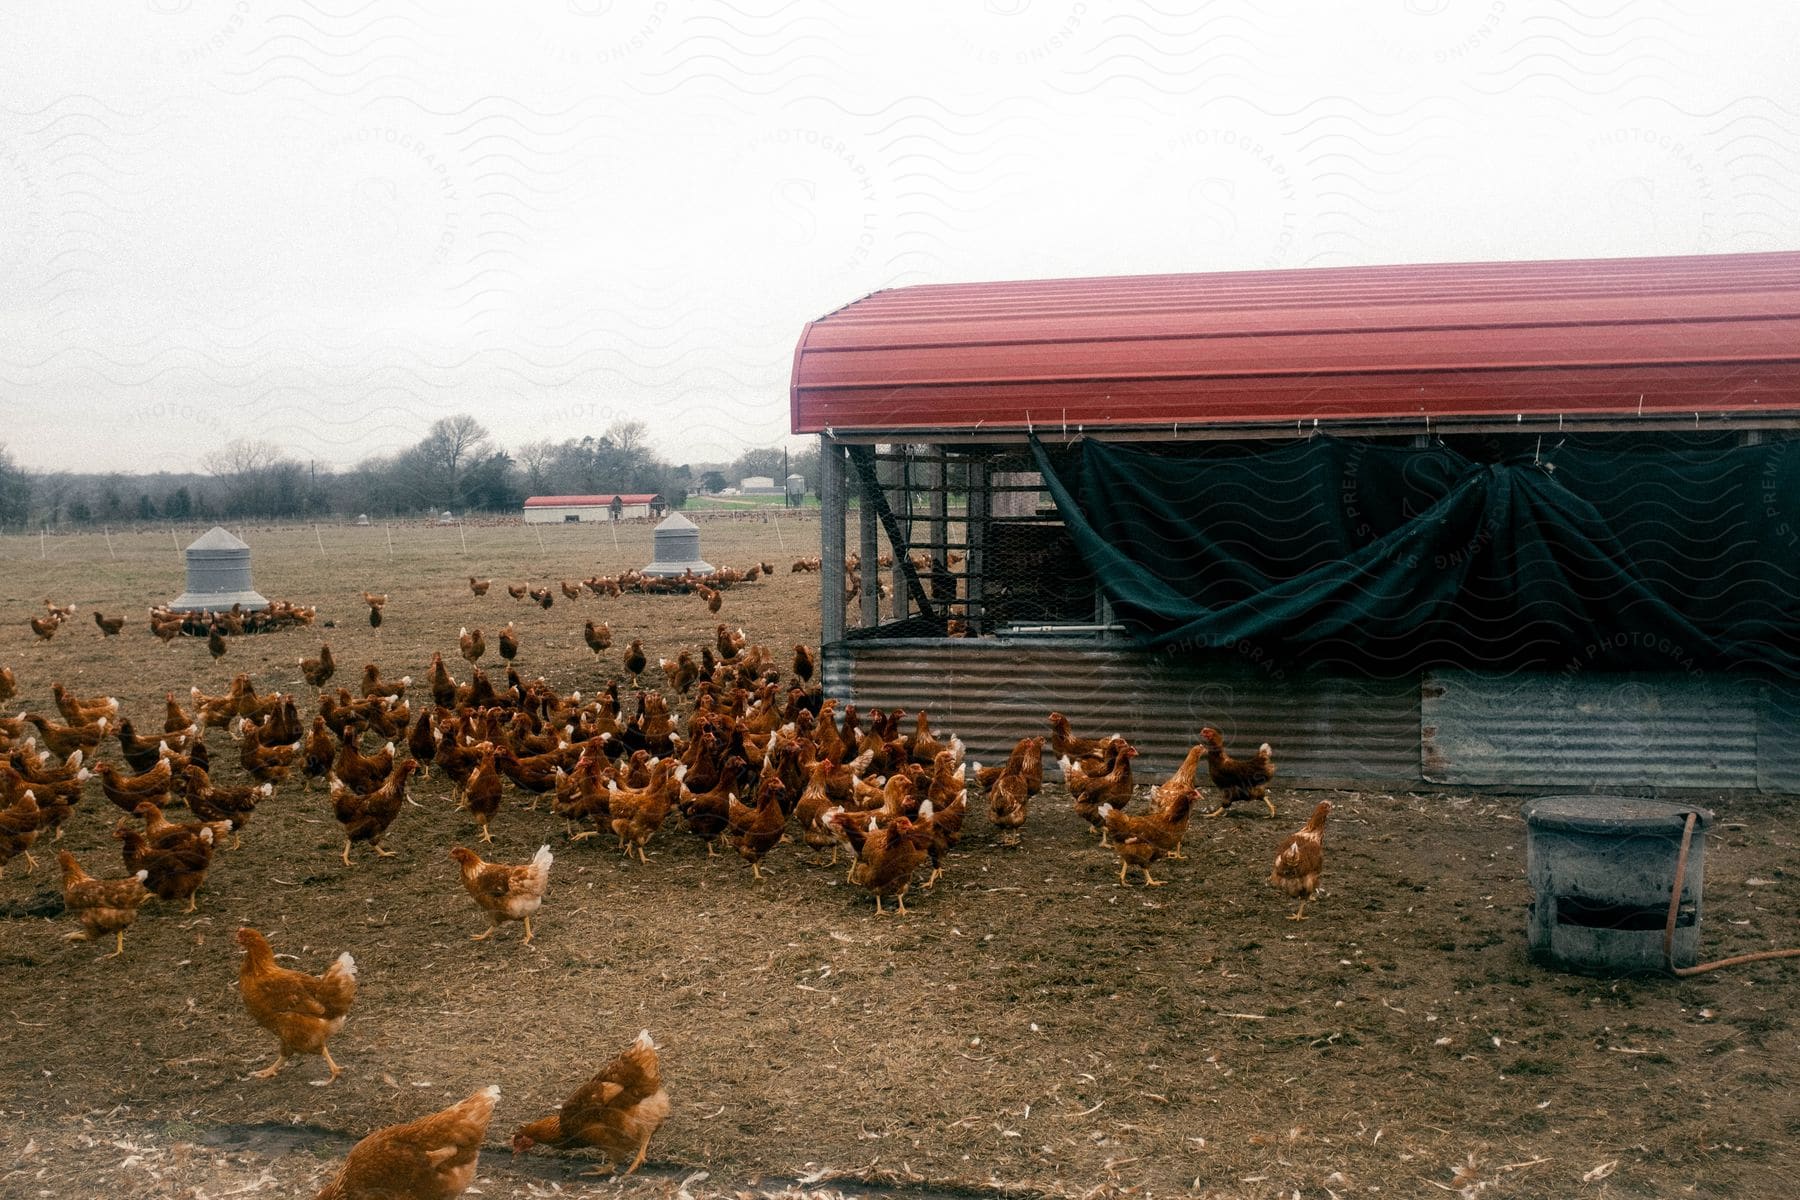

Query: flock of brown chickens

[1,560,1336,1198]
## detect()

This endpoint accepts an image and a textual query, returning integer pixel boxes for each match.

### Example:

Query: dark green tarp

[1030,435,1800,676]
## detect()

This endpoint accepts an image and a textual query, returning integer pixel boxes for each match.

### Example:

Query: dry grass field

[0,516,1797,1199]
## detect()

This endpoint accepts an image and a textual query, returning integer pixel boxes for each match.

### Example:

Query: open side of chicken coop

[792,250,1800,790]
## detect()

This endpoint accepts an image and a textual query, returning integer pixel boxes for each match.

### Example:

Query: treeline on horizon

[0,416,821,528]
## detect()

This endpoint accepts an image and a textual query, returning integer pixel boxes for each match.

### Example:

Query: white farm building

[522,493,663,523]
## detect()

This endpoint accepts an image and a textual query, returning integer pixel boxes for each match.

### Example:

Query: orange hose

[1663,811,1800,976]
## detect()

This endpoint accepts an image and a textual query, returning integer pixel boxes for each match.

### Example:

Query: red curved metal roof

[790,251,1800,436]
[523,494,660,507]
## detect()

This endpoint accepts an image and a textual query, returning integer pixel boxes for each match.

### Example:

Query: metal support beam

[859,447,880,629]
[966,456,988,634]
[890,446,909,621]
[928,449,943,618]
[820,435,846,647]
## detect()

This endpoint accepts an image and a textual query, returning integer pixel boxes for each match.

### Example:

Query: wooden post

[104,526,115,560]
[458,521,468,554]
[820,436,846,649]
[385,525,394,558]
[315,525,326,556]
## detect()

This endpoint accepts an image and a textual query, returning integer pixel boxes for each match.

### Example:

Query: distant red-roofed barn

[522,494,664,523]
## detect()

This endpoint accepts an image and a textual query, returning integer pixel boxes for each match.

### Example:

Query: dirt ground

[1,516,1797,1200]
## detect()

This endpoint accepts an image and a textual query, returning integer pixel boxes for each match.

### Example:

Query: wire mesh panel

[830,442,1100,640]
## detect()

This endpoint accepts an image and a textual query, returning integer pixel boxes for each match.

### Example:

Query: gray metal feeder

[642,512,713,577]
[169,526,269,612]
[1523,797,1713,974]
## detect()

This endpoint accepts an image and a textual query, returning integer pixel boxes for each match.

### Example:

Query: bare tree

[516,439,556,493]
[201,439,290,517]
[0,444,30,525]
[605,419,646,457]
[416,415,495,509]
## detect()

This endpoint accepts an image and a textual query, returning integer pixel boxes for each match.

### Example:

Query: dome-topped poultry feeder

[642,512,713,578]
[168,526,269,612]
[1522,797,1714,974]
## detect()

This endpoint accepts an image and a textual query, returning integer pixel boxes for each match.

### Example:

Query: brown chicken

[512,1029,670,1174]
[314,1084,500,1200]
[462,745,504,843]
[1062,740,1138,842]
[1150,740,1209,857]
[623,639,646,686]
[362,663,409,700]
[678,755,744,855]
[976,736,1043,793]
[208,625,228,660]
[333,731,397,795]
[59,851,150,957]
[1270,800,1332,920]
[301,717,336,789]
[450,844,554,943]
[843,812,932,914]
[91,612,125,636]
[915,788,967,887]
[237,927,358,1082]
[715,623,745,660]
[186,766,269,848]
[53,683,118,726]
[608,760,676,863]
[726,786,785,879]
[469,576,492,596]
[7,759,82,840]
[26,713,108,760]
[330,757,419,865]
[0,790,42,877]
[986,762,1031,844]
[300,644,336,689]
[164,690,194,734]
[116,821,216,911]
[0,665,16,704]
[1048,711,1115,762]
[498,622,519,662]
[1200,726,1277,818]
[458,626,485,665]
[792,643,814,684]
[1100,788,1200,887]
[584,620,612,655]
[29,614,62,641]
[96,758,173,814]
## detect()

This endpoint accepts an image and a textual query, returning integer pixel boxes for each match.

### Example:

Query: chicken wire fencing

[823,443,1107,642]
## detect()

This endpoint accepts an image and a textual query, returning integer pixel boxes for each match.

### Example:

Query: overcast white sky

[1,2,1795,474]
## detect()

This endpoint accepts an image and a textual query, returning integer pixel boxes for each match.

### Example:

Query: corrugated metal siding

[1757,682,1800,792]
[826,639,1419,786]
[792,250,1800,435]
[1422,669,1760,788]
